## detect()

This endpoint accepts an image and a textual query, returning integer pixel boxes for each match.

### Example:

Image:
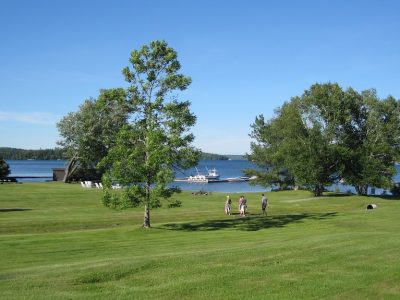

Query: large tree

[248,94,340,196]
[338,90,400,194]
[57,88,129,182]
[248,83,400,196]
[101,40,200,228]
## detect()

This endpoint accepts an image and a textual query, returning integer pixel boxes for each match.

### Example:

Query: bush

[109,193,120,209]
[168,199,182,208]
[102,189,112,207]
[121,188,141,208]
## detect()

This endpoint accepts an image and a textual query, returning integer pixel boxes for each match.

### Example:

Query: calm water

[172,160,266,193]
[7,160,400,194]
[6,159,267,193]
[325,164,400,195]
[7,160,66,182]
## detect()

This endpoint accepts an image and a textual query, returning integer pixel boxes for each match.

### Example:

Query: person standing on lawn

[261,193,268,216]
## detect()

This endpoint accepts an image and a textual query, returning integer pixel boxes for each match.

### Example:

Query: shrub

[102,189,112,207]
[168,199,182,208]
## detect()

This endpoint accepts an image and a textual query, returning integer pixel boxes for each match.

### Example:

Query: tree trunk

[63,156,79,183]
[356,184,368,195]
[143,204,150,228]
[314,184,324,197]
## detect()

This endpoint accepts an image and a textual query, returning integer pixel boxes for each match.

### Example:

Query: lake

[6,159,267,193]
[6,160,66,182]
[6,160,400,195]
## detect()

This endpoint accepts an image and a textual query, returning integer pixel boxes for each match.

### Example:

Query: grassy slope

[1,182,399,299]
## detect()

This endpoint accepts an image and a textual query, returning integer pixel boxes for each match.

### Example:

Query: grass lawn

[1,182,400,299]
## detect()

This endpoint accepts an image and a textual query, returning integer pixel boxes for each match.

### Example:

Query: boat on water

[226,177,243,182]
[226,176,255,182]
[205,167,220,180]
[174,168,255,183]
[187,174,208,182]
[186,167,220,183]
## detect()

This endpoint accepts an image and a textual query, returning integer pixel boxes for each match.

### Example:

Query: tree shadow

[327,192,400,200]
[158,212,338,232]
[366,195,400,200]
[325,193,353,198]
[0,208,32,212]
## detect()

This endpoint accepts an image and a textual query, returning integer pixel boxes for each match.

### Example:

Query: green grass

[1,182,400,299]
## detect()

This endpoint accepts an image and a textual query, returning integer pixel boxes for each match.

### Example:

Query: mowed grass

[1,183,400,299]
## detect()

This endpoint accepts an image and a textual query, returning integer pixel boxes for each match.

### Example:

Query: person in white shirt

[261,193,268,216]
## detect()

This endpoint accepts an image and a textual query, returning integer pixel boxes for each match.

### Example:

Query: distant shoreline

[0,147,246,161]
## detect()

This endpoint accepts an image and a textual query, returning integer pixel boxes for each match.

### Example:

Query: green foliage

[0,156,10,178]
[57,88,129,181]
[103,40,200,227]
[338,91,400,194]
[200,152,229,160]
[109,193,120,209]
[121,186,141,208]
[102,187,142,210]
[248,83,400,196]
[101,188,111,207]
[167,198,182,208]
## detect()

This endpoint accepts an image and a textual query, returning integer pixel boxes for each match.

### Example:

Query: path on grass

[281,197,325,203]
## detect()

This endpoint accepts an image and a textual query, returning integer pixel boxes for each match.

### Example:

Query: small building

[52,168,65,181]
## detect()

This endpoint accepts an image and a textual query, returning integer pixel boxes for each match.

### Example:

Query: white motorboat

[186,167,220,182]
[187,174,208,182]
[205,167,220,180]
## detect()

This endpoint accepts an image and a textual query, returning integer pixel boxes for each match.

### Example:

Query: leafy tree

[248,83,400,196]
[338,90,400,194]
[0,157,10,179]
[57,88,129,182]
[101,40,200,228]
[248,94,339,196]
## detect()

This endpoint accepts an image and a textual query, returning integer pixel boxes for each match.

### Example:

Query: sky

[0,0,399,155]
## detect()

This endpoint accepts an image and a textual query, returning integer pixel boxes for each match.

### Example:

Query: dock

[174,177,250,183]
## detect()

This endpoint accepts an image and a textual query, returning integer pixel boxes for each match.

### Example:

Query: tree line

[0,147,65,160]
[0,147,225,161]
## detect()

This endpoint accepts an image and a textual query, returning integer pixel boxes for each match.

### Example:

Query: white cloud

[0,111,60,125]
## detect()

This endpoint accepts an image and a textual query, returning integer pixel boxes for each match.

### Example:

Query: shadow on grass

[158,212,338,232]
[327,192,400,200]
[368,195,400,200]
[325,193,353,198]
[0,208,32,212]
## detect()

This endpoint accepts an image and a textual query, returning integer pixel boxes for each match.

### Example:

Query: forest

[0,147,232,161]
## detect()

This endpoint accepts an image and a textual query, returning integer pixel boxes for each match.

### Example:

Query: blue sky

[0,0,399,155]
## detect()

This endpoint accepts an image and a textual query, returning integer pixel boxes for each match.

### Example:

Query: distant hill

[1,147,245,161]
[225,154,247,160]
[200,153,248,160]
[200,152,229,160]
[0,147,65,160]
